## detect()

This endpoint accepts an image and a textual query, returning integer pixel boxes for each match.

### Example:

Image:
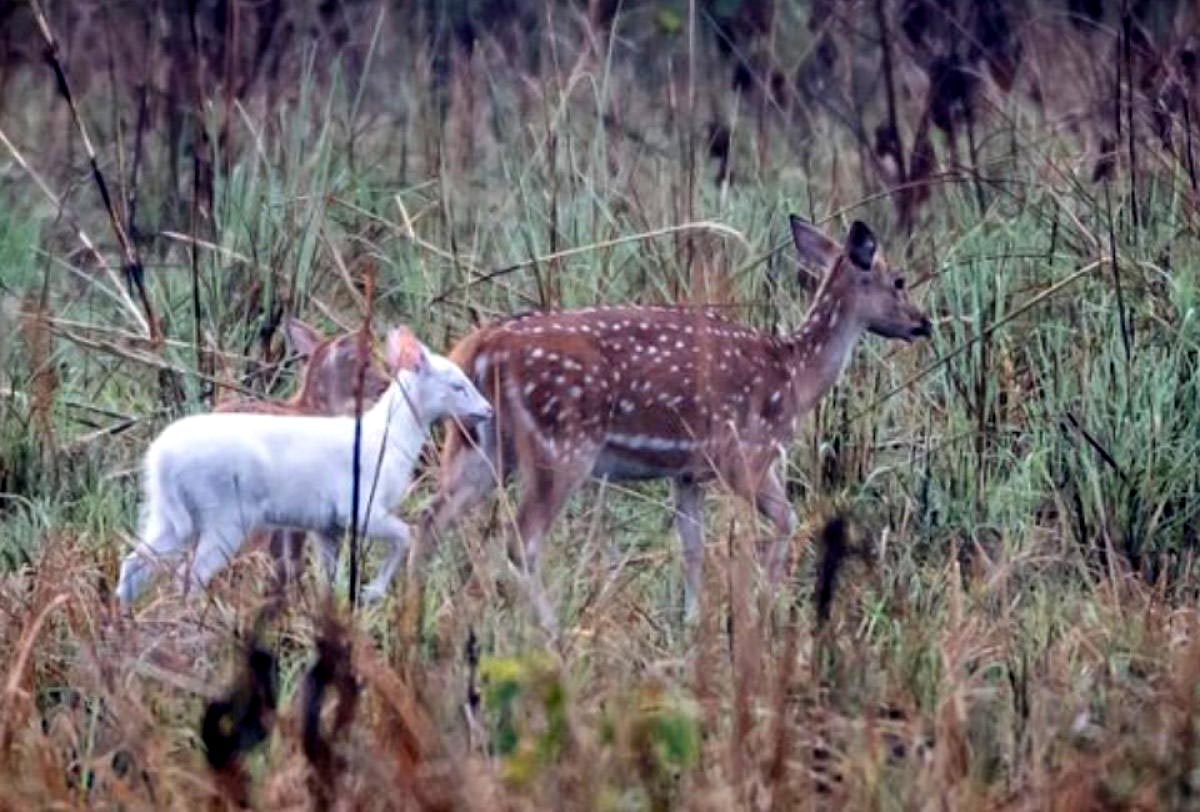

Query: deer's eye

[894,277,905,291]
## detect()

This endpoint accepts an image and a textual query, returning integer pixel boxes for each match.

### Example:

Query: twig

[348,263,377,610]
[875,0,905,185]
[431,220,752,304]
[320,228,368,314]
[1121,5,1140,230]
[1,594,70,754]
[1103,180,1133,370]
[40,314,259,365]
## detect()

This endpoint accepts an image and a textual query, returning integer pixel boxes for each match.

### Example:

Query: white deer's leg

[672,477,706,622]
[362,514,411,604]
[117,508,191,606]
[269,529,307,594]
[316,534,340,584]
[183,519,250,595]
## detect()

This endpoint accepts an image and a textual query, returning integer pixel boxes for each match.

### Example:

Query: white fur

[115,335,492,606]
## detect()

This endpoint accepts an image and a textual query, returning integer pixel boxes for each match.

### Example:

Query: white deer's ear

[385,326,426,374]
[789,215,840,276]
[285,317,323,359]
[844,221,877,270]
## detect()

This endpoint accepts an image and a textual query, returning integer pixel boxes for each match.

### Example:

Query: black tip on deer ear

[845,221,877,269]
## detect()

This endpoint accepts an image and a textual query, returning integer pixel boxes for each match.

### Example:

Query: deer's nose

[912,316,932,338]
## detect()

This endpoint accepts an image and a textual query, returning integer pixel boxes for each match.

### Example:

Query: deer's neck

[784,291,864,415]
[360,376,428,468]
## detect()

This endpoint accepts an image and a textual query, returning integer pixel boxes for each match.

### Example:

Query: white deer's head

[384,326,493,425]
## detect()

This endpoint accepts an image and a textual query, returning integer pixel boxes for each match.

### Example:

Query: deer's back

[455,306,800,478]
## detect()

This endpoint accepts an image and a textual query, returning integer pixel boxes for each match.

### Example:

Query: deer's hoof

[361,586,389,605]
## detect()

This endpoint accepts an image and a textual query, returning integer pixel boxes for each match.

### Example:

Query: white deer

[116,325,494,606]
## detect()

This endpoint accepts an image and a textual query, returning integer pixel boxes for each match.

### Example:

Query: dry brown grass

[1,518,1198,810]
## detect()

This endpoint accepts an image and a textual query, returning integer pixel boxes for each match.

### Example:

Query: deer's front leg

[510,447,596,635]
[756,468,798,584]
[672,476,706,622]
[722,451,798,586]
[362,513,411,604]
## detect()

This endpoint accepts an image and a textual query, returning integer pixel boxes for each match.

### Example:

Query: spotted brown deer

[213,318,391,591]
[419,216,931,622]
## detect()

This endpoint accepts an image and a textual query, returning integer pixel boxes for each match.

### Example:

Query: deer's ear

[286,317,323,359]
[845,221,877,270]
[789,215,841,276]
[385,326,426,374]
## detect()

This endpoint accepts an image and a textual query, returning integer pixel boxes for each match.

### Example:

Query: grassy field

[2,1,1200,809]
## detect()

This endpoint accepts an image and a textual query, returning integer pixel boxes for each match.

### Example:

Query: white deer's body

[116,328,493,606]
[141,401,422,541]
[211,318,392,591]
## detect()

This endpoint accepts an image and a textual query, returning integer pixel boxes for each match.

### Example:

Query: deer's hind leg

[117,503,194,606]
[184,516,253,597]
[673,477,707,623]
